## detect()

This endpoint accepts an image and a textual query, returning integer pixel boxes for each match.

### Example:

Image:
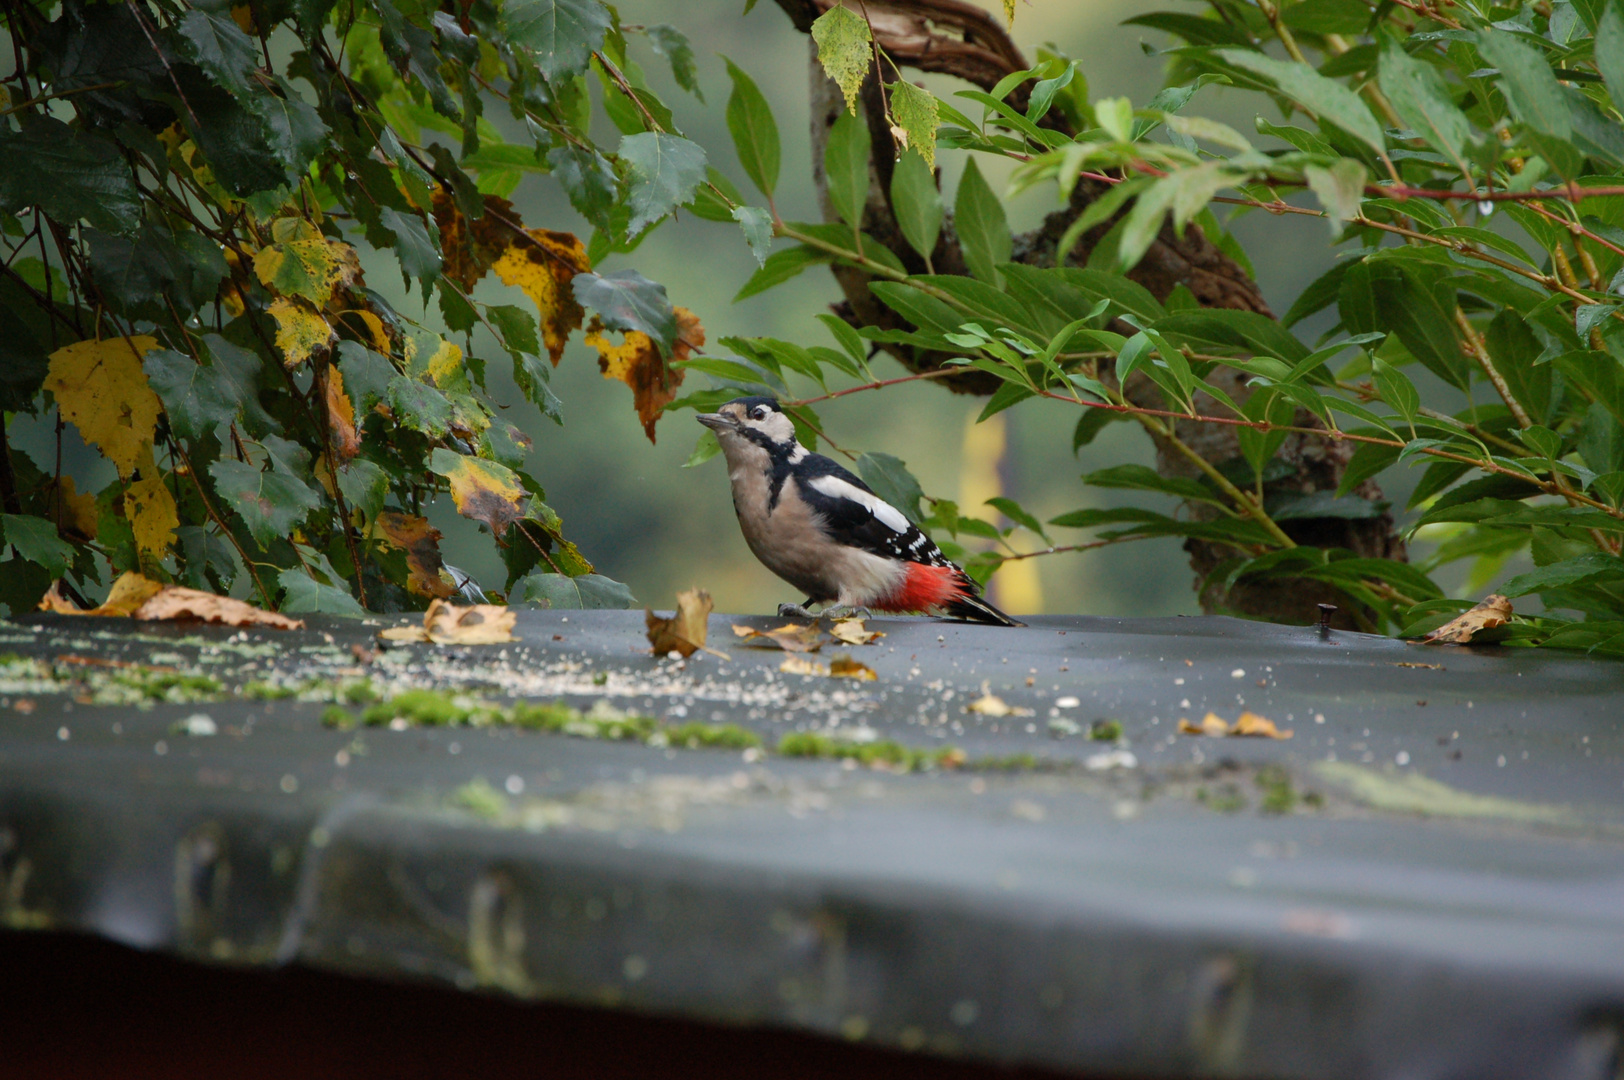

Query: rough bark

[777,0,1404,627]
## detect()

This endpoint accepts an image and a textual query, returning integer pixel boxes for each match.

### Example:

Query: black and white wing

[790,454,950,566]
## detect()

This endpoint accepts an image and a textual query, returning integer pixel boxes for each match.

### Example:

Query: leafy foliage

[0,0,720,612]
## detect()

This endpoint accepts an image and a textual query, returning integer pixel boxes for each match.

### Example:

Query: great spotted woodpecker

[697,396,1022,626]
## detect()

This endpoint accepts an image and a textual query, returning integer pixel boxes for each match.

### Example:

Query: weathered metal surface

[1,609,1621,1079]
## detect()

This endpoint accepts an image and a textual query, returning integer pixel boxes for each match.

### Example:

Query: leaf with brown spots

[43,335,162,478]
[433,189,522,291]
[379,598,516,644]
[429,448,531,538]
[646,587,713,657]
[253,219,361,307]
[586,306,703,443]
[493,228,592,364]
[125,445,179,559]
[268,297,334,367]
[1424,594,1512,645]
[325,367,360,461]
[375,511,455,598]
[731,621,827,652]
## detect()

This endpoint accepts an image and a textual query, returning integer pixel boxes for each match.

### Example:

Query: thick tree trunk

[778,0,1404,627]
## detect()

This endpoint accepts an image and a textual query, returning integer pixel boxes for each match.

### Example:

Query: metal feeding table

[0,608,1620,1079]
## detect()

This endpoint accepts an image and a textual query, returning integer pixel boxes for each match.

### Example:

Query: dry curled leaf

[1178,711,1292,739]
[41,571,303,629]
[585,307,702,443]
[829,618,883,645]
[731,621,827,652]
[380,599,516,645]
[829,654,877,681]
[1424,595,1512,645]
[646,588,713,657]
[965,681,1033,717]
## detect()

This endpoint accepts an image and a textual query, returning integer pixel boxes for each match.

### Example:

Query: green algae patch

[113,670,223,703]
[657,723,760,750]
[1316,762,1575,827]
[778,732,963,772]
[1088,719,1123,741]
[452,778,507,820]
[363,689,504,727]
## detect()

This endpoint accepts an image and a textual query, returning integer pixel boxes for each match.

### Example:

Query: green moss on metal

[777,732,963,772]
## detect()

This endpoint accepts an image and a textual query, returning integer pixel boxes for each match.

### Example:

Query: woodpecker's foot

[818,604,873,622]
[777,603,818,621]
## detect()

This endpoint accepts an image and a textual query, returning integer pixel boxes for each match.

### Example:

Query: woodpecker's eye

[752,406,769,420]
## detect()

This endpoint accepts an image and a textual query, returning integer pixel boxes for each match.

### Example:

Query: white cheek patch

[808,475,911,534]
[763,412,796,443]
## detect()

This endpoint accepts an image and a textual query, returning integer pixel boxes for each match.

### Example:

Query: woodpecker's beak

[696,412,736,432]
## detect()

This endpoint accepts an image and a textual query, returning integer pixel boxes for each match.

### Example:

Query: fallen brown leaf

[41,571,303,629]
[829,618,884,645]
[829,654,878,681]
[965,681,1033,717]
[731,621,827,652]
[378,599,517,645]
[1424,594,1512,645]
[646,588,713,658]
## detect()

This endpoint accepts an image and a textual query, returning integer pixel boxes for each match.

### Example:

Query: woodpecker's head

[697,396,801,459]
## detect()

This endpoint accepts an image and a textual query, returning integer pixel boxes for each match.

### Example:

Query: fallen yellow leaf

[380,599,516,644]
[646,588,713,658]
[41,571,303,629]
[731,621,827,652]
[1424,594,1512,645]
[829,654,877,681]
[43,335,162,478]
[779,654,826,676]
[1232,711,1293,739]
[829,618,883,645]
[965,681,1033,717]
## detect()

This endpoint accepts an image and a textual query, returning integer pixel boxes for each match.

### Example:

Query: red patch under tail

[874,563,968,614]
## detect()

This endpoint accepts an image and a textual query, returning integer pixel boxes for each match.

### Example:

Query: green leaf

[733,245,829,301]
[732,205,774,267]
[890,81,940,168]
[1373,358,1420,422]
[1217,49,1385,154]
[503,0,612,82]
[1377,40,1474,178]
[688,166,744,222]
[890,150,943,262]
[337,458,389,520]
[647,24,702,100]
[1,514,73,578]
[955,158,1010,285]
[1502,553,1624,597]
[0,119,140,234]
[619,132,707,235]
[684,429,722,467]
[1058,268,1165,323]
[548,144,618,232]
[1580,400,1624,475]
[811,5,872,114]
[573,269,678,354]
[1084,463,1222,504]
[145,349,239,444]
[978,380,1036,421]
[723,59,780,199]
[177,8,260,97]
[867,281,963,335]
[1597,3,1624,108]
[517,571,637,608]
[208,459,323,550]
[1304,158,1366,230]
[1153,309,1310,363]
[386,376,454,438]
[336,340,398,414]
[856,452,926,523]
[1475,32,1570,142]
[88,222,228,319]
[1269,490,1388,521]
[278,568,367,616]
[824,110,871,228]
[986,496,1049,542]
[378,207,442,295]
[1072,408,1122,452]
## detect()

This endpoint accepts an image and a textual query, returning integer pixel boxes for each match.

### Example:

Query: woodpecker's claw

[819,604,872,622]
[777,602,818,621]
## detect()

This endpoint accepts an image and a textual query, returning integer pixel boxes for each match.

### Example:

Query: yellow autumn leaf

[432,450,530,537]
[492,228,592,364]
[810,5,872,115]
[1004,0,1015,25]
[126,444,179,559]
[253,220,360,307]
[44,475,98,541]
[269,297,335,367]
[585,307,703,443]
[423,338,468,392]
[44,335,162,478]
[326,367,360,461]
[336,309,391,352]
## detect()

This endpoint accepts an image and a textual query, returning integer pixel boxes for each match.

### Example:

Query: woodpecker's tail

[944,583,1024,627]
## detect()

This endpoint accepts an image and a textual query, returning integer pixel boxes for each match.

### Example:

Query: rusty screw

[1317,604,1337,638]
